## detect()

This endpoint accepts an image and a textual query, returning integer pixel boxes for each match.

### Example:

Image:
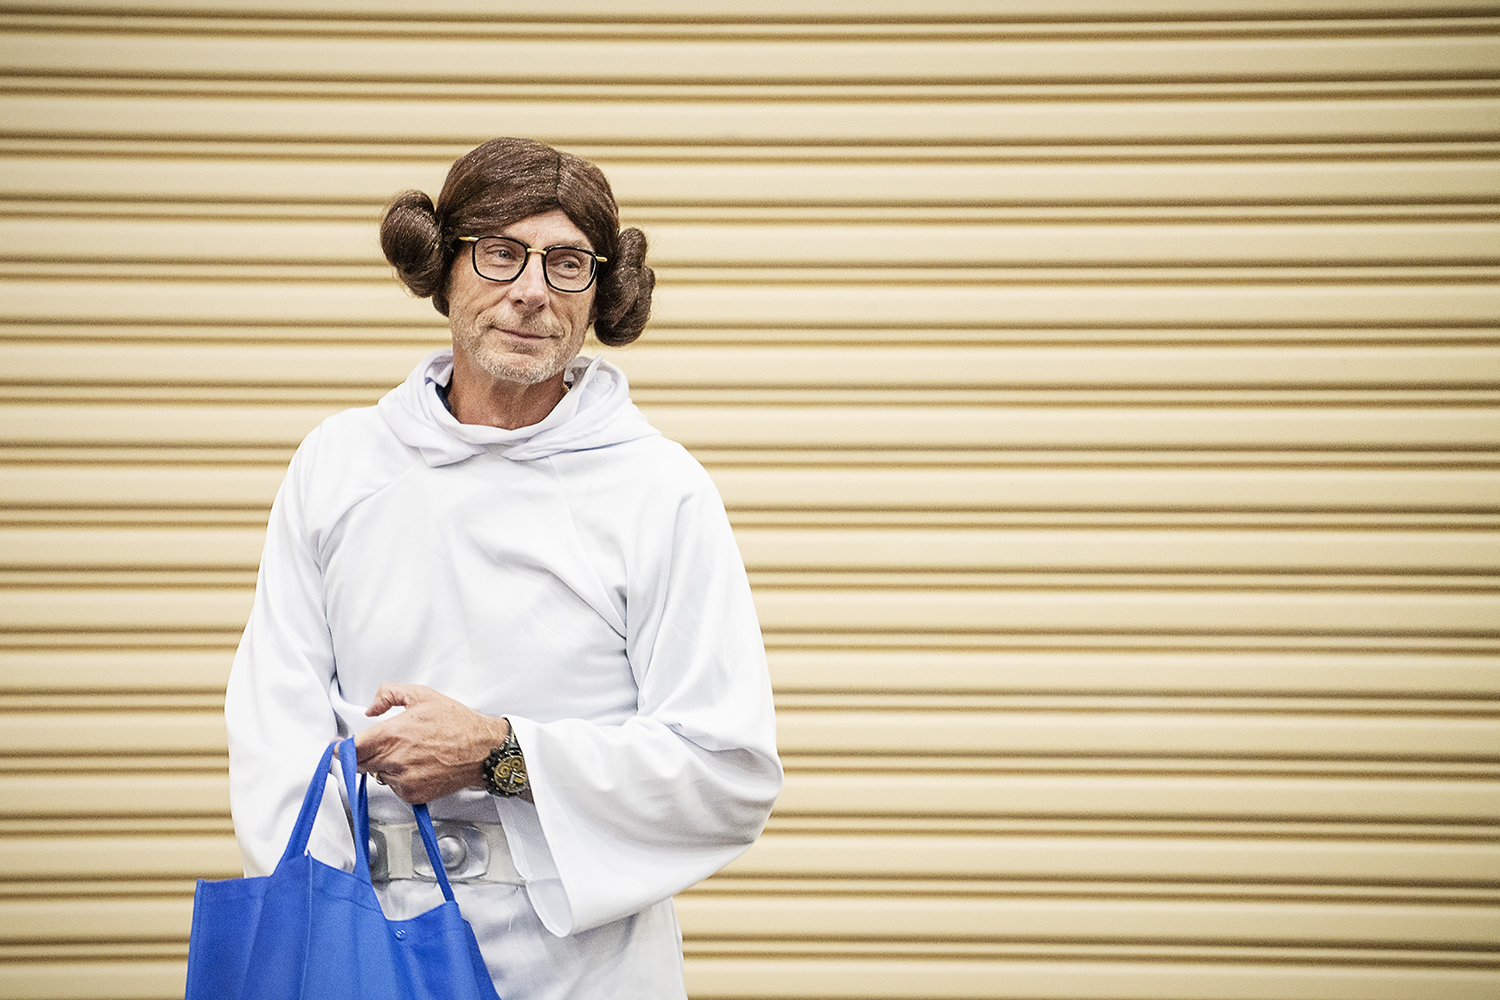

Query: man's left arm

[507,474,783,935]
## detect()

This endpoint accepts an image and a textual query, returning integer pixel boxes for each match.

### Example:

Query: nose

[508,252,550,308]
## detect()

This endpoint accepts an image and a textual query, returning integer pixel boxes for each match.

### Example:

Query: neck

[446,351,569,430]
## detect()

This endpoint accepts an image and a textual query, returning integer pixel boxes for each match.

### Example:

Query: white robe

[225,349,783,999]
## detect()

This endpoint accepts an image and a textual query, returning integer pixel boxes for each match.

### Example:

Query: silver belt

[367,819,524,886]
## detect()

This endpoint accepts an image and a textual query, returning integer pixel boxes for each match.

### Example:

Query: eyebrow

[495,229,595,253]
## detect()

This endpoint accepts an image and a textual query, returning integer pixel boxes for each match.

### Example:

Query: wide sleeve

[499,467,783,936]
[223,426,350,876]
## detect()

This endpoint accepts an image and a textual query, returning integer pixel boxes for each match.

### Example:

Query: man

[224,137,782,999]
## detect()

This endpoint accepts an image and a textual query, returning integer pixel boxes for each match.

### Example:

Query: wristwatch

[481,727,529,797]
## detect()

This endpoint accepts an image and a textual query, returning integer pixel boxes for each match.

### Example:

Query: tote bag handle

[278,738,457,903]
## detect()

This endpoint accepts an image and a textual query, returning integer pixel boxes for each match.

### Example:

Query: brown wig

[379,137,653,346]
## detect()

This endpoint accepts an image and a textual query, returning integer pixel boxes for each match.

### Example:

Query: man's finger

[352,721,399,769]
[364,681,433,716]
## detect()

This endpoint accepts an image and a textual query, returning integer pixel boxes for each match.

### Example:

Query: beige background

[1,1,1497,997]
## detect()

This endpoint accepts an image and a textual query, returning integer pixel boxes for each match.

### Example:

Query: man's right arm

[224,428,345,876]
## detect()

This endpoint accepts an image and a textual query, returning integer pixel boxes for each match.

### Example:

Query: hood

[377,348,660,467]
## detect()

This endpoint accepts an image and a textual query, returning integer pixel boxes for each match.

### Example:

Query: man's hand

[354,684,510,805]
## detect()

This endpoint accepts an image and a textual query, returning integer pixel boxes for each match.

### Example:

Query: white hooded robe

[224,349,782,999]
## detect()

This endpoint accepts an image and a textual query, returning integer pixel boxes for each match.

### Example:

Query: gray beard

[457,329,571,387]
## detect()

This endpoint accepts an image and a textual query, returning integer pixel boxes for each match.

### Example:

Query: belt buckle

[411,820,491,882]
[366,819,521,885]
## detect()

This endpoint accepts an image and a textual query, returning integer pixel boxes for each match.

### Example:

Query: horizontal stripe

[6,29,1496,83]
[4,463,1497,513]
[3,705,1494,758]
[8,343,1496,389]
[737,527,1500,572]
[706,466,1500,512]
[0,713,228,756]
[0,835,241,880]
[773,772,1500,822]
[3,525,1498,573]
[675,894,1500,947]
[3,771,1494,823]
[5,647,1494,697]
[8,216,1500,267]
[765,649,1500,696]
[2,829,1494,884]
[0,898,192,943]
[775,710,1500,758]
[0,649,233,692]
[0,774,228,817]
[5,0,1497,18]
[5,402,1497,448]
[728,831,1500,882]
[682,957,1500,1000]
[0,465,288,510]
[2,893,1497,949]
[0,962,187,1000]
[3,94,1496,144]
[2,585,1496,635]
[0,955,1495,1000]
[752,588,1500,636]
[3,153,1498,206]
[2,277,1494,327]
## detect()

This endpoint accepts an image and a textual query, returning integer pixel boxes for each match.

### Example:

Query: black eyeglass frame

[456,235,608,293]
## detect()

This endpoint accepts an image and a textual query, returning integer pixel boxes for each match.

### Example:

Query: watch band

[482,727,529,797]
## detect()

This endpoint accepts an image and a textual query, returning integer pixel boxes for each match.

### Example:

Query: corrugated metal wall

[2,2,1497,997]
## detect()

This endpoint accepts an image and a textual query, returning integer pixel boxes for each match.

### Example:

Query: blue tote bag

[185,739,502,1000]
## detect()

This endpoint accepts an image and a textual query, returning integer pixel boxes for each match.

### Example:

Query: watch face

[493,755,527,793]
[485,745,528,796]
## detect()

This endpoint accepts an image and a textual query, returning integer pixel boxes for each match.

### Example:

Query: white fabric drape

[226,350,782,997]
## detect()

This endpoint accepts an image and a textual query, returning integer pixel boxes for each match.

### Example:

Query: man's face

[446,208,597,388]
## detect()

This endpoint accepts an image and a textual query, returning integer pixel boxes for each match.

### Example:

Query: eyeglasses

[457,235,607,293]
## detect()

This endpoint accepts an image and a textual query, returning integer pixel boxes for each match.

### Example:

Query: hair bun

[595,227,654,346]
[380,190,448,306]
